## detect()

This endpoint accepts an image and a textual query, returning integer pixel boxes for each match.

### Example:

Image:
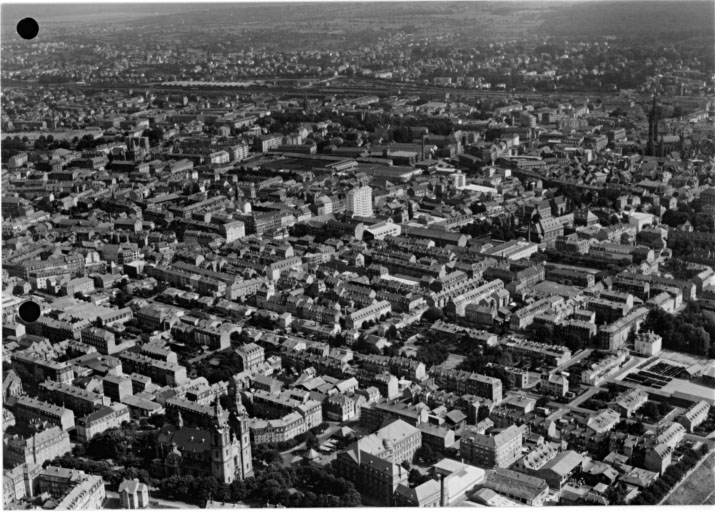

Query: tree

[413,445,437,465]
[416,340,449,366]
[422,307,445,323]
[383,344,400,357]
[261,478,284,503]
[563,334,583,352]
[491,226,505,240]
[606,482,628,505]
[488,366,514,391]
[642,303,713,356]
[329,333,346,347]
[340,488,362,507]
[631,422,646,435]
[470,202,487,214]
[408,468,421,485]
[657,400,671,416]
[533,325,553,344]
[617,419,646,436]
[477,405,490,422]
[230,479,248,502]
[77,133,96,150]
[252,444,283,465]
[642,401,659,420]
[143,127,164,143]
[692,326,711,356]
[352,338,381,356]
[190,476,220,505]
[303,431,319,450]
[605,383,621,399]
[387,324,399,339]
[87,428,133,462]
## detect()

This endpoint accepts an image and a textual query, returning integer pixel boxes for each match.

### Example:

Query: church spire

[213,398,225,426]
[647,94,659,156]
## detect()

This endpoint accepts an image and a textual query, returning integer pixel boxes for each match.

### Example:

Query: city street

[546,386,603,422]
[555,348,593,373]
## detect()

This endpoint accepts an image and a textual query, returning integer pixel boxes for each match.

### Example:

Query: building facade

[347,186,374,218]
[460,425,523,469]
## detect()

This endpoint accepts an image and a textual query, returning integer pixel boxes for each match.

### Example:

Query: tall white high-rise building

[347,185,373,218]
[451,171,466,189]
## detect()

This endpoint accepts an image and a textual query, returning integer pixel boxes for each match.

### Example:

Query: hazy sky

[1,3,213,27]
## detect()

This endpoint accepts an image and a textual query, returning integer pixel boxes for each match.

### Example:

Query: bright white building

[634,331,662,356]
[451,171,467,189]
[347,186,373,218]
[364,219,401,240]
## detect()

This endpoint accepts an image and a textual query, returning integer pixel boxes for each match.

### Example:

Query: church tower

[647,94,659,156]
[303,90,310,114]
[210,400,235,484]
[231,412,254,479]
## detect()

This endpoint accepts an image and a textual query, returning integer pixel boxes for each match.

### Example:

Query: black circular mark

[18,300,41,323]
[17,18,39,40]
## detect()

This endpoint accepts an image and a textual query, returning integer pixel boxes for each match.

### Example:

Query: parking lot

[647,361,687,378]
[624,371,671,389]
[624,359,688,389]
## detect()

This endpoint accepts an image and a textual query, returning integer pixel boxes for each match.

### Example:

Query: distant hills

[535,1,715,38]
[2,1,713,42]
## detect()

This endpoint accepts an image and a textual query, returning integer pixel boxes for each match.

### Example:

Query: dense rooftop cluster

[2,2,714,94]
[2,2,715,510]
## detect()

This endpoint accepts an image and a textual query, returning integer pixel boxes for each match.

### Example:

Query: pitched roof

[118,479,147,494]
[541,450,584,477]
[355,418,420,456]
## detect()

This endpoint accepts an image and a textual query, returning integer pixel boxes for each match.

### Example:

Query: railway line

[68,79,629,103]
[5,75,645,105]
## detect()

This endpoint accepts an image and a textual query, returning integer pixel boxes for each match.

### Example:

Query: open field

[663,451,715,505]
[442,353,466,370]
[659,349,712,367]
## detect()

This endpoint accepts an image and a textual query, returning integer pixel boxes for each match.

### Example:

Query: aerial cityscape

[1,1,715,509]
